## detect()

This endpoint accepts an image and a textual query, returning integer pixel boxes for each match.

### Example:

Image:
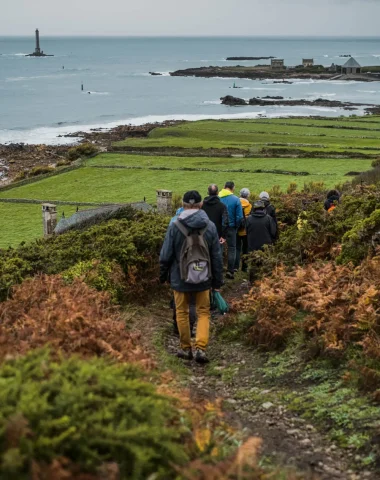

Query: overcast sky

[2,0,380,36]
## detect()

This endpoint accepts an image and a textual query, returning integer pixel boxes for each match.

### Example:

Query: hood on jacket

[252,210,266,217]
[203,195,221,206]
[219,188,233,198]
[178,209,210,229]
[240,198,251,207]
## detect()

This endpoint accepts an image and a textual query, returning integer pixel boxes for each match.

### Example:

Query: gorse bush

[62,259,126,302]
[0,349,188,479]
[67,143,99,160]
[0,211,169,302]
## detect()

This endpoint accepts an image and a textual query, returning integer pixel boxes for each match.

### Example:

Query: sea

[1,36,380,145]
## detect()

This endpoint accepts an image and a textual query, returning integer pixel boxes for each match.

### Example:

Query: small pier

[26,29,54,57]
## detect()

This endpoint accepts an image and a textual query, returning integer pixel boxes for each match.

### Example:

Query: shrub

[67,143,99,161]
[0,212,168,302]
[286,182,297,194]
[0,275,150,364]
[0,349,188,478]
[62,259,126,302]
[29,165,55,177]
[371,158,380,168]
[12,170,28,182]
[338,209,380,265]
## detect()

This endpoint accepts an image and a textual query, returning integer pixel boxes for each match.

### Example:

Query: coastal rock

[149,72,162,76]
[221,95,247,106]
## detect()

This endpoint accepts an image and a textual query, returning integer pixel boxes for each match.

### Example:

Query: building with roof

[271,59,285,70]
[342,57,361,74]
[302,59,314,67]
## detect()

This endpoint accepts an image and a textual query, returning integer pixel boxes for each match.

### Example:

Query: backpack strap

[175,219,209,236]
[174,219,190,236]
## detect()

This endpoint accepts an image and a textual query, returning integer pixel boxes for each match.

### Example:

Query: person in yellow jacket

[234,188,252,272]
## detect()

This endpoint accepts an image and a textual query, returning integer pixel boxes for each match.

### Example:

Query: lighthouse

[35,29,41,55]
[26,29,53,57]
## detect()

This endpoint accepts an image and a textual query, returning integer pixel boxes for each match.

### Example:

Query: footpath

[133,278,377,480]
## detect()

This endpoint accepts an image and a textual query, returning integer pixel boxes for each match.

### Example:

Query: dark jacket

[263,200,277,226]
[159,209,223,292]
[202,195,229,238]
[324,195,340,211]
[246,210,277,252]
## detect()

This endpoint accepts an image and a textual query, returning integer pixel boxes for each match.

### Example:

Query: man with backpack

[259,191,277,228]
[235,188,252,272]
[219,181,243,279]
[160,190,223,363]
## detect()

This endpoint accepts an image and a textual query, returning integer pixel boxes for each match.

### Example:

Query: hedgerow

[0,349,188,479]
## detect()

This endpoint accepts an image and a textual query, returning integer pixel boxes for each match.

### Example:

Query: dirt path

[133,286,376,480]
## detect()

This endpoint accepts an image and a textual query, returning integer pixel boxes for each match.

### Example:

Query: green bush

[338,209,380,265]
[67,143,99,161]
[62,259,126,302]
[0,211,168,302]
[371,158,380,168]
[0,349,188,479]
[29,166,55,177]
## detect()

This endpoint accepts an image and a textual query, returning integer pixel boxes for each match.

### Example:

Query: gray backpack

[175,220,212,284]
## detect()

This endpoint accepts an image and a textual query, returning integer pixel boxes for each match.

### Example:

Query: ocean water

[1,36,380,145]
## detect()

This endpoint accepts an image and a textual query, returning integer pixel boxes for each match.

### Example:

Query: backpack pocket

[186,261,209,284]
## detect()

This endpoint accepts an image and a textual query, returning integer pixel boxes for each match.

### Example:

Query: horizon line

[2,34,380,38]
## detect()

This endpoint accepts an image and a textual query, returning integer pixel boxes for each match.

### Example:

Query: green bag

[212,291,229,315]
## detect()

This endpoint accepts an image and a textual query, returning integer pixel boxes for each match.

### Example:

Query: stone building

[342,57,361,74]
[302,58,314,67]
[271,59,285,69]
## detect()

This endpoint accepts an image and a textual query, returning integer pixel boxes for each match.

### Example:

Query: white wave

[241,87,285,92]
[0,53,28,57]
[357,90,378,94]
[323,55,329,58]
[309,93,337,97]
[202,100,221,105]
[6,73,78,82]
[85,91,110,95]
[373,54,380,58]
[0,103,360,146]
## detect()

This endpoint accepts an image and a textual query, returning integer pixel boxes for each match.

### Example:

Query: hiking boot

[194,348,209,364]
[177,349,193,360]
[226,271,234,280]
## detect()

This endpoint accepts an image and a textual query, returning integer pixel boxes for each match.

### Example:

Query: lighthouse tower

[35,29,41,55]
[26,29,53,57]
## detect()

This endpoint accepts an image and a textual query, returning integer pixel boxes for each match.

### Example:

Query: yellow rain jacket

[238,198,252,236]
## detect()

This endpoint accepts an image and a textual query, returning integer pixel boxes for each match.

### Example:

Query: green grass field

[0,116,377,248]
[0,204,77,248]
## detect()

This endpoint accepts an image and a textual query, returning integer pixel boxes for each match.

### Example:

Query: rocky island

[220,95,380,114]
[170,64,380,82]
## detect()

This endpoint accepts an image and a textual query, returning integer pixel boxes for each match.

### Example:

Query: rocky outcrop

[220,96,248,106]
[221,96,373,111]
[149,72,162,76]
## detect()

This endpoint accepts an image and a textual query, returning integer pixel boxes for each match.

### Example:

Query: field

[0,115,378,248]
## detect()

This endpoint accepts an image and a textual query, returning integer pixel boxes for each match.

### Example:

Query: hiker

[259,191,277,228]
[235,188,252,272]
[202,184,229,248]
[324,190,341,212]
[219,181,243,279]
[169,206,196,335]
[246,200,277,253]
[160,190,223,363]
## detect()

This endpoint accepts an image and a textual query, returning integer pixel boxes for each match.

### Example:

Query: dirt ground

[133,280,377,480]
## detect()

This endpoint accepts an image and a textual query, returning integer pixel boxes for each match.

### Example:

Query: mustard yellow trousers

[173,290,210,351]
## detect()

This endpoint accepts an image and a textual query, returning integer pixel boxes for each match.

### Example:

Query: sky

[1,0,380,36]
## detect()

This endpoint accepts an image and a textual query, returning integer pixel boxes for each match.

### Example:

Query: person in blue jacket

[219,181,243,279]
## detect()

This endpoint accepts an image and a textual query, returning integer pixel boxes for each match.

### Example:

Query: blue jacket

[219,189,244,228]
[160,209,223,292]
